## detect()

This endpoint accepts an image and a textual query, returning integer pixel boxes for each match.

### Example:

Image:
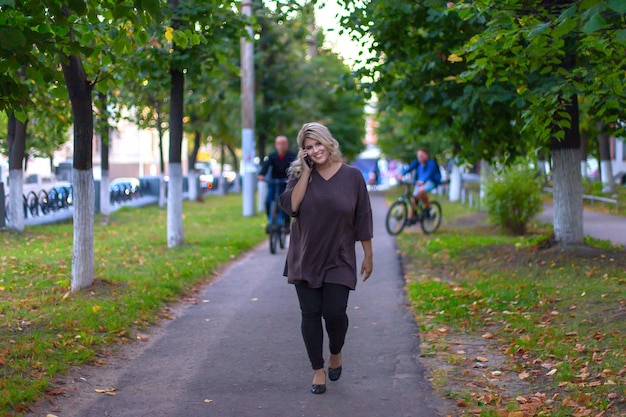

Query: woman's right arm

[290,169,311,213]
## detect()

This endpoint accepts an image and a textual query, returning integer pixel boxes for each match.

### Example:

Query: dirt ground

[405,211,626,416]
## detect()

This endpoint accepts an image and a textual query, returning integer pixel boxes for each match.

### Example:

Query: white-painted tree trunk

[600,160,614,194]
[448,163,462,202]
[479,160,491,202]
[100,170,111,216]
[216,176,225,196]
[71,168,95,292]
[187,170,199,201]
[257,179,267,212]
[167,163,184,248]
[551,148,584,246]
[159,174,166,209]
[8,169,24,232]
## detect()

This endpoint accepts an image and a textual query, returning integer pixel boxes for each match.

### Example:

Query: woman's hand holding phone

[303,154,313,168]
[300,149,313,171]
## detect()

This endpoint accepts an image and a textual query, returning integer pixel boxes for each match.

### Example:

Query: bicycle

[266,178,289,254]
[385,180,442,235]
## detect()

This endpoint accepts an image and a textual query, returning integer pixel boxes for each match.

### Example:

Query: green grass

[396,198,626,417]
[0,195,267,416]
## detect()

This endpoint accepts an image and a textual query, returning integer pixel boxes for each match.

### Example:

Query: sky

[313,1,373,68]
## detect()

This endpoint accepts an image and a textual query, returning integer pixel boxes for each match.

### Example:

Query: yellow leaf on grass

[92,305,102,312]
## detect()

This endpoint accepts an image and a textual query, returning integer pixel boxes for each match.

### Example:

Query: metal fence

[3,180,144,224]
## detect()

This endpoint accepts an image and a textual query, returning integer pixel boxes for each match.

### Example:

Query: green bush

[484,165,543,235]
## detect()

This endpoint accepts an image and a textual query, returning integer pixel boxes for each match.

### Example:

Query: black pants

[295,283,350,370]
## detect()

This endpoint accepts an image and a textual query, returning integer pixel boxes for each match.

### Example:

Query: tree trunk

[226,143,240,193]
[551,95,583,246]
[167,29,185,248]
[580,128,588,178]
[62,53,95,292]
[597,122,614,193]
[187,129,201,202]
[7,114,26,232]
[156,96,167,209]
[448,161,462,202]
[99,91,111,216]
[550,30,583,247]
[552,147,583,245]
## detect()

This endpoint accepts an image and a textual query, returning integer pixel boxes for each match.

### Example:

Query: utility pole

[240,0,256,216]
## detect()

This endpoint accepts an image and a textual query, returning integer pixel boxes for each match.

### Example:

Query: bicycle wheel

[22,195,28,218]
[26,191,38,217]
[269,228,279,254]
[420,201,442,234]
[38,190,49,215]
[279,217,288,249]
[385,199,409,235]
[269,201,280,254]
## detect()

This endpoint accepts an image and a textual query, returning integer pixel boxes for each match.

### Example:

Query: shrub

[484,164,543,235]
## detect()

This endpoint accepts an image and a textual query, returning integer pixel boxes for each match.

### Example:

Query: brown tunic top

[279,163,373,290]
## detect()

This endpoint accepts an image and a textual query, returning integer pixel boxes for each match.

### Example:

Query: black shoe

[265,224,271,233]
[311,370,326,394]
[328,366,342,381]
[311,383,326,394]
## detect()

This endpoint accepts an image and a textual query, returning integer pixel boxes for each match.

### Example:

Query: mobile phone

[303,154,313,168]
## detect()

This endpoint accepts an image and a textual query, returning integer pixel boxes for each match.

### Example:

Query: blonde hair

[288,122,343,178]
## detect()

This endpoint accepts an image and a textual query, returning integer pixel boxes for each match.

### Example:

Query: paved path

[538,204,626,247]
[29,192,447,417]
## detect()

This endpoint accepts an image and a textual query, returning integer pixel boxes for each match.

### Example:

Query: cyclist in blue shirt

[397,147,441,220]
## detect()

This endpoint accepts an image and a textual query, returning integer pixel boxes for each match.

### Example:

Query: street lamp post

[240,0,256,216]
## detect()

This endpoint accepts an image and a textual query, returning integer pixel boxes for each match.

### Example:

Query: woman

[279,122,374,394]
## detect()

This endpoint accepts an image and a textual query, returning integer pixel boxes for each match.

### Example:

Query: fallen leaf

[518,371,530,380]
[546,369,557,376]
[476,356,489,362]
[482,332,494,339]
[204,399,213,403]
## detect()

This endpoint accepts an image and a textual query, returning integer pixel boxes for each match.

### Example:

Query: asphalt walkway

[538,203,626,247]
[28,192,447,417]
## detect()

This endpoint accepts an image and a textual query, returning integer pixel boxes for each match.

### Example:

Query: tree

[2,0,161,290]
[456,0,626,245]
[340,0,626,246]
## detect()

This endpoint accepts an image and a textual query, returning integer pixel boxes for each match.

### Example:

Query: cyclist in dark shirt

[258,135,297,232]
[397,147,441,220]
